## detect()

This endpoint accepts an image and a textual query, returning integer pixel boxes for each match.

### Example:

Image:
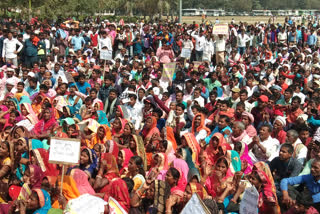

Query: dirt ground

[182,16,286,25]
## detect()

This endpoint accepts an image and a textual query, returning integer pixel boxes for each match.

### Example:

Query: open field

[182,16,286,24]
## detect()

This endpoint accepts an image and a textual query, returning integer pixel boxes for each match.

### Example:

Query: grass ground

[182,16,286,24]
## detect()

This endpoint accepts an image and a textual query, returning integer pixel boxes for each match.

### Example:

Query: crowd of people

[0,15,320,213]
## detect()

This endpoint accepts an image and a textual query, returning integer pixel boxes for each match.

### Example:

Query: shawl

[90,125,112,149]
[70,169,95,195]
[253,162,277,199]
[230,130,248,143]
[183,133,201,165]
[204,133,231,165]
[150,180,171,214]
[245,124,257,138]
[132,134,147,171]
[29,165,44,189]
[254,170,278,213]
[100,153,120,180]
[20,102,39,125]
[192,113,211,136]
[32,149,59,179]
[238,142,253,174]
[189,182,208,200]
[142,116,160,140]
[32,108,58,135]
[119,149,134,174]
[33,189,52,214]
[172,158,189,182]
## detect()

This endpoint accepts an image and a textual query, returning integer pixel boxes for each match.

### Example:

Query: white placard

[181,48,191,59]
[48,137,80,164]
[240,186,259,214]
[181,193,210,214]
[65,194,107,214]
[100,49,112,60]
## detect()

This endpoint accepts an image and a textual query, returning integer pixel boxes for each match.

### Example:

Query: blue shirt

[280,174,320,203]
[307,34,317,46]
[75,82,91,95]
[205,126,232,144]
[71,36,85,51]
[26,86,39,97]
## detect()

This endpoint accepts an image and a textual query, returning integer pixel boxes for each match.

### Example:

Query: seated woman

[233,141,253,175]
[124,156,146,191]
[118,149,134,175]
[31,108,58,139]
[111,117,126,139]
[201,156,234,199]
[191,113,211,143]
[130,179,171,213]
[203,132,231,165]
[241,111,257,138]
[90,125,112,149]
[76,148,98,179]
[184,182,209,201]
[271,116,287,145]
[117,122,135,149]
[141,116,160,144]
[16,102,39,131]
[148,153,169,181]
[129,134,147,171]
[70,169,95,195]
[0,141,12,202]
[9,189,52,214]
[94,153,130,212]
[23,165,44,190]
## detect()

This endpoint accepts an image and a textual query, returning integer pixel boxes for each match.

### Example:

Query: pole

[60,165,65,195]
[179,0,182,23]
[28,0,32,21]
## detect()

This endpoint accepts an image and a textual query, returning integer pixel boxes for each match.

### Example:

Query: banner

[100,49,113,60]
[181,48,192,59]
[240,186,259,214]
[49,137,81,165]
[162,62,176,83]
[212,24,229,35]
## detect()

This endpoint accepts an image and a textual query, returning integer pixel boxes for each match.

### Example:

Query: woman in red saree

[32,108,58,137]
[249,170,279,214]
[111,117,127,139]
[118,148,134,175]
[94,153,130,212]
[30,148,59,185]
[185,182,208,201]
[181,133,201,165]
[202,156,234,198]
[141,116,160,142]
[204,132,231,165]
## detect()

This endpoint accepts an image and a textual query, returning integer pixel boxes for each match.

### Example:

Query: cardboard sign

[240,186,259,214]
[181,193,210,214]
[100,49,113,60]
[162,62,176,83]
[212,24,229,35]
[48,137,81,165]
[181,48,192,59]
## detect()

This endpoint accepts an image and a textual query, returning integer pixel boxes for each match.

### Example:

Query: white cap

[28,72,35,77]
[51,27,57,31]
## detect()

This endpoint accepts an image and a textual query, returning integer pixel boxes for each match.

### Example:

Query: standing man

[2,32,23,67]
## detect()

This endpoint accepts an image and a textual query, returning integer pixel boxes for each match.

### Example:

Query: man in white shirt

[191,30,206,61]
[237,30,250,55]
[214,34,226,64]
[286,129,308,165]
[125,94,143,130]
[278,27,287,45]
[99,31,112,52]
[2,32,23,66]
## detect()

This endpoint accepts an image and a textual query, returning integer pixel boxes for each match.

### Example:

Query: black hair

[90,88,97,94]
[236,101,245,109]
[130,156,145,177]
[292,95,301,104]
[240,89,248,95]
[176,103,185,110]
[234,142,242,153]
[11,110,20,117]
[128,94,137,100]
[104,74,115,83]
[167,167,180,180]
[260,124,273,133]
[216,156,229,168]
[39,84,48,91]
[84,96,93,103]
[281,143,294,154]
[153,108,163,118]
[194,87,202,93]
[109,88,118,95]
[17,82,24,87]
[122,177,134,193]
[219,115,230,124]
